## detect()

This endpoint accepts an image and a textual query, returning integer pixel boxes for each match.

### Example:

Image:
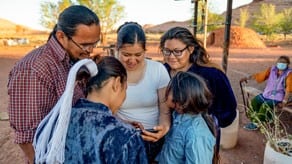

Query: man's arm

[19,143,34,163]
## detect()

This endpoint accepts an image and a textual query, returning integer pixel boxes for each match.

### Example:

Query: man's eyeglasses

[68,36,99,52]
[162,46,188,57]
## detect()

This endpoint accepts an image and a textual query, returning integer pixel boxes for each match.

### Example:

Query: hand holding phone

[145,128,159,133]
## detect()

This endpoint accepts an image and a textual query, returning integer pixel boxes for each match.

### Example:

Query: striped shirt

[7,36,85,143]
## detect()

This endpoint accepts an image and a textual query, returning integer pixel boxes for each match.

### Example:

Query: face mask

[276,63,288,70]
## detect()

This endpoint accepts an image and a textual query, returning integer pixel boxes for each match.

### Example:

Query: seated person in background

[156,71,216,164]
[34,57,148,164]
[240,55,292,130]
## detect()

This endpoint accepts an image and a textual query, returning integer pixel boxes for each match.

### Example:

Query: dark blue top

[65,99,148,164]
[164,63,237,127]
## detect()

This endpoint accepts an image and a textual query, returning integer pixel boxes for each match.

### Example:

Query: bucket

[263,140,292,164]
[220,109,239,149]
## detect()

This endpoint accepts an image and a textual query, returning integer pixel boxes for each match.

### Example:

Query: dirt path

[0,46,291,164]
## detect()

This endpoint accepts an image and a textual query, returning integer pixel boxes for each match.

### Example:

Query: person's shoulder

[286,69,292,77]
[11,46,49,71]
[146,59,169,74]
[146,58,164,66]
[190,64,225,77]
[190,114,205,127]
[200,62,224,72]
[188,114,214,136]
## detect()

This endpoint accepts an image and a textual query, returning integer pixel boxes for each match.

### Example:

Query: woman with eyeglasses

[115,22,171,163]
[159,26,237,128]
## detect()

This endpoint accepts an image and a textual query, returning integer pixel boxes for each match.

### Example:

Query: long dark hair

[116,22,146,50]
[165,71,212,114]
[49,5,100,39]
[159,26,210,64]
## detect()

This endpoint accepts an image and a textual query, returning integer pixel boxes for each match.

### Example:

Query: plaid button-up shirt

[7,36,85,143]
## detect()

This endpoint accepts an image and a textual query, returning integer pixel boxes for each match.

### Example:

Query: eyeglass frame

[67,36,99,52]
[162,46,188,57]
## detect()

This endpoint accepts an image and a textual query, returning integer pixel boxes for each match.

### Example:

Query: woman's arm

[141,87,171,142]
[158,87,171,134]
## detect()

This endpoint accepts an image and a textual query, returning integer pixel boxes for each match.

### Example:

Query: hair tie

[33,59,97,163]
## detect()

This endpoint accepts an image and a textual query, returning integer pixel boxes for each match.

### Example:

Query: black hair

[278,55,290,65]
[49,5,100,39]
[86,56,127,94]
[116,22,146,50]
[165,71,212,114]
[159,26,210,64]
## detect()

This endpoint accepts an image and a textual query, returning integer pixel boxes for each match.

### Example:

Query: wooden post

[203,0,208,48]
[193,0,199,38]
[222,0,233,73]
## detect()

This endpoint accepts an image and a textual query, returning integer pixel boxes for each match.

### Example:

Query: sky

[0,0,253,30]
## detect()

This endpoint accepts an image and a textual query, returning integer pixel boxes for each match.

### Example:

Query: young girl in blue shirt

[156,71,216,164]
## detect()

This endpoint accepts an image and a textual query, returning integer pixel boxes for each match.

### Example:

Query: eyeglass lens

[69,37,98,52]
[163,46,187,56]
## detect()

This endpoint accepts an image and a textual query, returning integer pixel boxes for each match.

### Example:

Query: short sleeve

[155,61,170,89]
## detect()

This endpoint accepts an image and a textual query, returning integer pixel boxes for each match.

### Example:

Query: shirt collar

[47,35,70,64]
[172,111,200,124]
[75,98,112,114]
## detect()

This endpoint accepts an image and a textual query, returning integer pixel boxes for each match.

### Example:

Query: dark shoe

[243,122,258,131]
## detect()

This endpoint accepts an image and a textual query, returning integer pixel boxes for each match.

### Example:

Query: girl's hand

[130,121,144,130]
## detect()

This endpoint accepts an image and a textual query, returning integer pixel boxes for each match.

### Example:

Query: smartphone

[136,128,159,133]
[145,128,159,133]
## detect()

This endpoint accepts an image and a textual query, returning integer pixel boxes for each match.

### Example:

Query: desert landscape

[0,40,292,163]
[0,0,292,163]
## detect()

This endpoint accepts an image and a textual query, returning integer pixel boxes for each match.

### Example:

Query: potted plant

[247,103,292,163]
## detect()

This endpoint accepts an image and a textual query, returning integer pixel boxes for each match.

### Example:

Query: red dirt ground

[0,45,291,164]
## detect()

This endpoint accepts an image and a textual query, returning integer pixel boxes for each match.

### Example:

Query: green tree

[238,8,249,28]
[279,8,292,40]
[40,0,72,30]
[40,0,125,44]
[196,0,224,32]
[207,11,224,31]
[77,0,124,44]
[252,3,281,39]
